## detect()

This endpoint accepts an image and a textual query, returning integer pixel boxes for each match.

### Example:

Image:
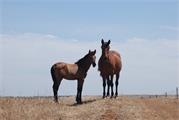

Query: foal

[98,39,122,98]
[51,50,96,104]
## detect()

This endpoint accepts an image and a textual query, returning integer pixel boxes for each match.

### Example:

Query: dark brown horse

[51,50,96,104]
[98,39,122,98]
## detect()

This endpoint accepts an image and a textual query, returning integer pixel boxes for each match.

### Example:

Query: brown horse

[51,50,96,104]
[98,39,122,98]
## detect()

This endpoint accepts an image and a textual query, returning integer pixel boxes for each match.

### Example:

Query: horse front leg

[102,76,106,98]
[76,79,84,104]
[107,76,110,97]
[110,75,114,98]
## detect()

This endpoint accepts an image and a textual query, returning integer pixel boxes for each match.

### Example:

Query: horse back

[110,50,121,58]
[53,62,81,80]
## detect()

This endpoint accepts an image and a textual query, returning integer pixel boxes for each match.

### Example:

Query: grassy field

[0,96,178,120]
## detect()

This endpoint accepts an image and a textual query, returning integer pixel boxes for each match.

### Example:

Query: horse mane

[75,54,89,66]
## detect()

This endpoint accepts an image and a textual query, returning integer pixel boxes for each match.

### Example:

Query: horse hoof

[54,100,59,103]
[110,96,114,99]
[103,96,107,99]
[77,101,82,104]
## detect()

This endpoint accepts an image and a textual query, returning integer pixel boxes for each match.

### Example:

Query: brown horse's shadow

[69,97,102,106]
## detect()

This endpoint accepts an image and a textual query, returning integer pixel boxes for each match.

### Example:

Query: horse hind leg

[115,73,119,98]
[53,78,62,103]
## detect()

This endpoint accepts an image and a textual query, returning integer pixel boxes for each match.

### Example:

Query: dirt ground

[0,96,178,120]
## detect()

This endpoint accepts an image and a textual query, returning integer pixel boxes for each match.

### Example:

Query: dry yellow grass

[0,96,178,120]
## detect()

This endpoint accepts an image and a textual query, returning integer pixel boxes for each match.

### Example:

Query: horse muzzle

[92,62,96,67]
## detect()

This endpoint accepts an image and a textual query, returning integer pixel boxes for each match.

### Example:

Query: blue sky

[1,0,178,40]
[0,0,179,96]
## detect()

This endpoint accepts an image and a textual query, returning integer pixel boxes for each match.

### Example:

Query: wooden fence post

[156,95,158,98]
[176,87,178,99]
[165,92,167,98]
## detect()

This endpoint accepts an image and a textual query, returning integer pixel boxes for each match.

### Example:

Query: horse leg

[107,76,110,97]
[53,78,62,103]
[115,73,119,98]
[102,76,106,98]
[76,79,84,104]
[79,80,84,104]
[76,80,80,103]
[110,75,114,98]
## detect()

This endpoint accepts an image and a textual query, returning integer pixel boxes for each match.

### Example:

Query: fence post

[156,95,158,98]
[165,92,167,98]
[176,87,178,99]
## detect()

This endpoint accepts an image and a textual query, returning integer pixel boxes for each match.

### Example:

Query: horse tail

[51,65,56,82]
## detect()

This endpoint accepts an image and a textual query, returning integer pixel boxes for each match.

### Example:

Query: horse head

[101,39,111,59]
[88,49,96,67]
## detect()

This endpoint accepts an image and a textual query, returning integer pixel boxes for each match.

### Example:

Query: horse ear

[108,40,111,45]
[91,49,96,55]
[101,39,104,44]
[94,49,96,54]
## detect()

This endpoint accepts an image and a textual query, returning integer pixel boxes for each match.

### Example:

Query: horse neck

[101,50,109,59]
[83,62,91,73]
[76,57,91,73]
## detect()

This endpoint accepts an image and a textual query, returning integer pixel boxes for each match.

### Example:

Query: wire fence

[145,87,179,99]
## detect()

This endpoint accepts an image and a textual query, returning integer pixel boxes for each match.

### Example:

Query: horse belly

[63,75,78,80]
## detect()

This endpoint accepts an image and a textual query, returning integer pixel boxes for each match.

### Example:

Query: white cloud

[0,33,178,96]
